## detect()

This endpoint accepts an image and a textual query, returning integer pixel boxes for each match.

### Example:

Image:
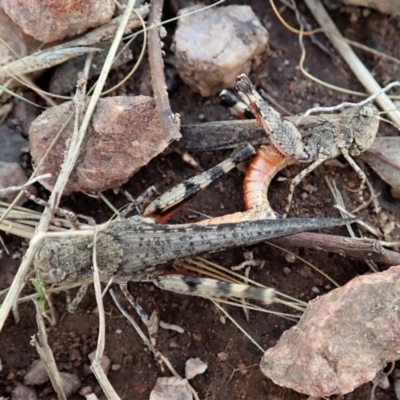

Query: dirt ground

[1,1,400,399]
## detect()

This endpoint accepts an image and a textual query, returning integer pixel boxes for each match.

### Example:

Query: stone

[260,266,400,396]
[0,0,115,43]
[29,96,172,194]
[172,4,268,96]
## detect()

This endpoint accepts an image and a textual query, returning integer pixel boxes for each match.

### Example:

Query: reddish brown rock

[260,266,400,397]
[29,96,172,194]
[0,8,40,65]
[0,0,115,43]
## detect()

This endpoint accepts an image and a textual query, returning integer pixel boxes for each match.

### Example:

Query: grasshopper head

[350,103,379,155]
[34,239,78,286]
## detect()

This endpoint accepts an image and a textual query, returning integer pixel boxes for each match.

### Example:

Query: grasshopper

[177,79,381,219]
[234,74,380,216]
[34,215,350,302]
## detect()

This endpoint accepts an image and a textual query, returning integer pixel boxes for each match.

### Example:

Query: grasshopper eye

[358,105,374,124]
[45,247,55,257]
[48,268,66,283]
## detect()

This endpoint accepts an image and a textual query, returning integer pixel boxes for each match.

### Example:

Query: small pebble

[238,362,249,375]
[283,267,291,276]
[313,274,325,286]
[12,251,22,260]
[69,349,81,362]
[11,385,37,400]
[347,180,356,189]
[300,192,309,200]
[24,360,48,386]
[60,372,81,397]
[350,12,358,23]
[285,254,295,264]
[192,332,202,342]
[362,8,371,17]
[217,352,228,362]
[299,266,313,278]
[133,383,149,394]
[185,357,208,380]
[79,386,93,396]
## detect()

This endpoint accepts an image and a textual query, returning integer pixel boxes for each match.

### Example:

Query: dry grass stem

[32,300,67,400]
[90,232,120,399]
[211,300,265,352]
[302,81,400,118]
[212,297,304,317]
[325,178,357,238]
[344,38,400,67]
[9,73,62,104]
[267,241,340,288]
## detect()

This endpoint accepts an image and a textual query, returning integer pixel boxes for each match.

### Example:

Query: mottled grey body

[34,216,349,287]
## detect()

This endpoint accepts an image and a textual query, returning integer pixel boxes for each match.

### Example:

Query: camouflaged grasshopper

[34,214,350,304]
[234,74,380,216]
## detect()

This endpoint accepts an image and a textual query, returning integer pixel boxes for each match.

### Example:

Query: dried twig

[271,232,400,265]
[148,0,181,142]
[0,174,52,193]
